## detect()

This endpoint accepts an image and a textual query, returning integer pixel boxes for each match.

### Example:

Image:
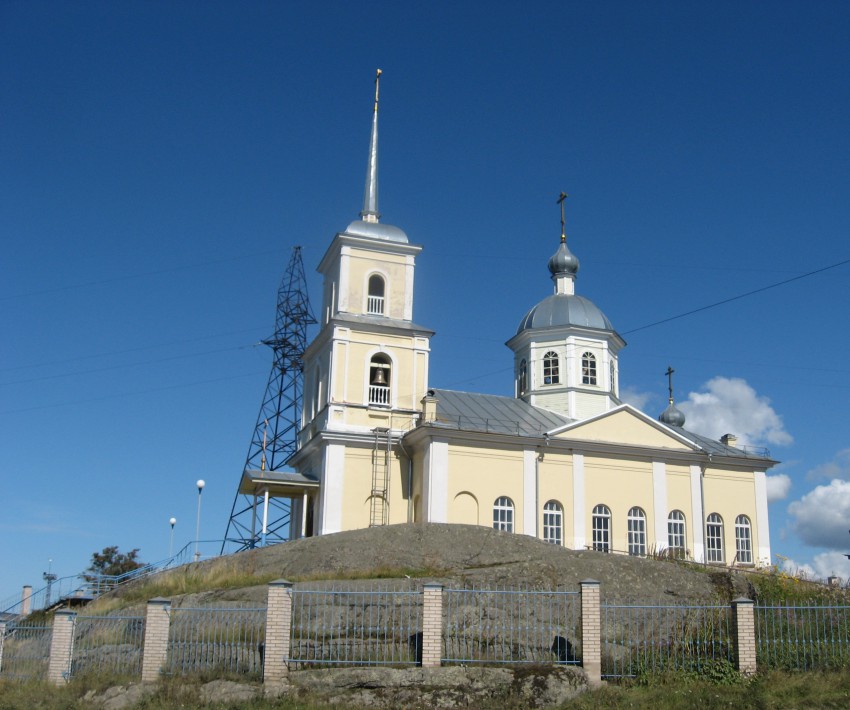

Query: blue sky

[3,1,850,603]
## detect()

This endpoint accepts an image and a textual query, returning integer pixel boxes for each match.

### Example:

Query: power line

[622,257,850,335]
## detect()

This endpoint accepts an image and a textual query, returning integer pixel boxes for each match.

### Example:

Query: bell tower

[291,71,433,534]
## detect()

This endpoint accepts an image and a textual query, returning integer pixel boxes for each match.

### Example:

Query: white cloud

[787,479,850,549]
[678,376,792,447]
[779,552,850,582]
[766,473,792,503]
[806,448,850,481]
[619,386,654,412]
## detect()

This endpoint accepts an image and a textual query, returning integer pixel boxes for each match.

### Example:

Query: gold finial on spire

[557,192,568,243]
[665,366,675,405]
[374,68,382,112]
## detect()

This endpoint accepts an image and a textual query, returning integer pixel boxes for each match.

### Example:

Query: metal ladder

[370,427,391,526]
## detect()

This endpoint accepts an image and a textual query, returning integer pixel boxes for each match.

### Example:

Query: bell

[371,368,387,386]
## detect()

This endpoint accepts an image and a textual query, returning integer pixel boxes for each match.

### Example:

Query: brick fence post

[0,621,6,674]
[47,609,76,684]
[141,597,171,682]
[732,597,757,675]
[263,580,293,685]
[580,579,602,687]
[421,583,443,668]
[21,586,32,617]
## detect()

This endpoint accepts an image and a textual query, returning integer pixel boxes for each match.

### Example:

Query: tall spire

[360,68,382,223]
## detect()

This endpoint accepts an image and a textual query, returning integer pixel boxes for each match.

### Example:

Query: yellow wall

[703,465,759,562]
[556,410,691,450]
[583,455,656,551]
[346,248,411,320]
[447,444,526,533]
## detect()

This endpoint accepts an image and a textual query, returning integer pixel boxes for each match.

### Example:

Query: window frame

[542,500,563,545]
[591,504,611,552]
[667,510,687,557]
[735,514,753,564]
[366,274,386,315]
[518,359,528,395]
[706,513,725,563]
[493,496,514,533]
[542,351,560,385]
[627,506,647,557]
[582,352,597,386]
[367,353,392,407]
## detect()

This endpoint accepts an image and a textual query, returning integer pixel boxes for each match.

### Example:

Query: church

[282,75,777,567]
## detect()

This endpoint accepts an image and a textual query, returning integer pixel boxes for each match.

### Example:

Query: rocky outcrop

[287,665,589,708]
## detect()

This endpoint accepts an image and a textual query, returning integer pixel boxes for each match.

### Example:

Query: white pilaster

[690,464,705,562]
[424,439,449,523]
[320,444,345,534]
[652,461,667,549]
[404,255,415,321]
[523,449,537,537]
[753,470,772,565]
[572,453,586,549]
[338,247,350,312]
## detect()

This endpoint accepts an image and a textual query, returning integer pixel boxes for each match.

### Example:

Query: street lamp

[169,517,177,558]
[194,480,205,561]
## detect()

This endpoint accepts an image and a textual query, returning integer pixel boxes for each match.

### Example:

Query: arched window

[610,361,616,395]
[627,507,647,556]
[591,504,611,552]
[368,354,391,406]
[735,515,753,564]
[543,351,560,385]
[518,359,528,395]
[667,510,686,557]
[367,274,385,315]
[543,500,563,545]
[582,352,597,385]
[493,497,514,532]
[706,513,724,563]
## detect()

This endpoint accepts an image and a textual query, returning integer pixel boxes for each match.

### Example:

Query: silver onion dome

[548,238,579,277]
[659,402,686,427]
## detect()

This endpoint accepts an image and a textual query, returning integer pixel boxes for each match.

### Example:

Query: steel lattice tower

[221,246,316,552]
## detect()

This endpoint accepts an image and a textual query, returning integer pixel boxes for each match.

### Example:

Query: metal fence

[601,602,733,678]
[166,606,266,677]
[756,601,850,670]
[290,584,423,666]
[0,622,53,680]
[443,587,581,665]
[70,615,146,678]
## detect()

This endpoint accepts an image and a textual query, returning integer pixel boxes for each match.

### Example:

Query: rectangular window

[668,513,686,556]
[543,506,562,545]
[706,521,724,563]
[592,513,610,552]
[628,512,646,556]
[735,518,753,564]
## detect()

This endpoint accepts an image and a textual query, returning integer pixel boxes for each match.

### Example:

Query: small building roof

[429,388,572,437]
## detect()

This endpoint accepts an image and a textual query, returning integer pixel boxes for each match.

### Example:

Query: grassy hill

[89,523,835,613]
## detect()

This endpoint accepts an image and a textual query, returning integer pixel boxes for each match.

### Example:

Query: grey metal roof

[516,293,614,335]
[430,388,572,437]
[333,312,434,334]
[344,219,408,243]
[665,425,773,460]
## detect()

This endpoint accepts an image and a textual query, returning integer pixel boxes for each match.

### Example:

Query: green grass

[3,671,850,709]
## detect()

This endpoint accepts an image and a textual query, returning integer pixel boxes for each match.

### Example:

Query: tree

[85,546,144,579]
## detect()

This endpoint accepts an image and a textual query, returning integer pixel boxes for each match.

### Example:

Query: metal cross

[665,366,675,403]
[557,192,568,241]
